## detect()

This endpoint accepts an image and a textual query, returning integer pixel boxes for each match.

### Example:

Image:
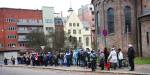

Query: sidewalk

[3,64,150,75]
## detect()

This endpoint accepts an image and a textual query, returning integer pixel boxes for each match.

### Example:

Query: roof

[54,17,63,25]
[139,8,150,18]
[0,7,42,12]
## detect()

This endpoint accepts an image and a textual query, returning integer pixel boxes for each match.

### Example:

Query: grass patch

[135,57,150,64]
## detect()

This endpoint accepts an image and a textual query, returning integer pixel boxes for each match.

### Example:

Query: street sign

[103,29,108,37]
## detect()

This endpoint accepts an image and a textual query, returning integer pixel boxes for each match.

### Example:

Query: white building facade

[64,11,92,50]
[42,6,55,34]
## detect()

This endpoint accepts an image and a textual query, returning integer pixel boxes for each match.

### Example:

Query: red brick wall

[0,8,42,51]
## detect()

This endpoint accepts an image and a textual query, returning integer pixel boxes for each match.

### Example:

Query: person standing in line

[11,56,15,65]
[104,48,109,64]
[117,48,123,68]
[90,50,97,71]
[4,57,8,65]
[99,49,105,70]
[127,44,135,71]
[108,48,118,70]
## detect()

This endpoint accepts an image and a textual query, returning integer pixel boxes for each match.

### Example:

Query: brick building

[138,0,150,57]
[92,0,150,57]
[0,8,43,61]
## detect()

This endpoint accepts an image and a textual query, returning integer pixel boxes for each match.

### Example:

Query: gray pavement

[0,67,112,75]
[1,64,150,75]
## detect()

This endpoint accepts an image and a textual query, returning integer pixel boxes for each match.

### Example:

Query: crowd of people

[3,44,135,71]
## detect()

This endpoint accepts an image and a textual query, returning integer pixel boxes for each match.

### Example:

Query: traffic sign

[103,29,108,37]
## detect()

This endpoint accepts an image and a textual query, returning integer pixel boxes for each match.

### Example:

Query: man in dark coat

[127,44,135,71]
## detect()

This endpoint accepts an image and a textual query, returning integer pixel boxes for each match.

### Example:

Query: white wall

[42,6,55,34]
[64,11,92,49]
[4,52,18,64]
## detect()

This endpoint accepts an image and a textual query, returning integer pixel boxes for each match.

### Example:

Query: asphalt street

[0,67,110,75]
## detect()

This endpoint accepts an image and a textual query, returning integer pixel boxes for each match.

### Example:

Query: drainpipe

[136,0,143,57]
[139,0,143,57]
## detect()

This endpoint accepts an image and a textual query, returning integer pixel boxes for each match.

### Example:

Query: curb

[3,65,150,75]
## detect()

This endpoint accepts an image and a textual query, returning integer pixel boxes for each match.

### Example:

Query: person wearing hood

[108,48,117,70]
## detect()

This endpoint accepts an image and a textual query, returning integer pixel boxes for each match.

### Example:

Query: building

[42,6,55,34]
[0,8,43,62]
[42,6,55,48]
[92,0,150,57]
[78,4,96,49]
[138,1,150,57]
[64,8,92,49]
[54,14,64,49]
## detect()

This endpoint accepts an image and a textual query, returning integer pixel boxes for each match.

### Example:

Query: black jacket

[127,47,135,59]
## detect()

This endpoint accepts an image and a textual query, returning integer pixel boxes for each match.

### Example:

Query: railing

[17,22,43,26]
[17,30,31,33]
[18,38,27,42]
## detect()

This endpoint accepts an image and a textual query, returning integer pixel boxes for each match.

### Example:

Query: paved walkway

[2,64,150,75]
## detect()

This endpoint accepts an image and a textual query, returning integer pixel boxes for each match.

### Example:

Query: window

[86,37,89,46]
[85,27,89,31]
[69,23,72,26]
[46,27,53,32]
[79,30,81,34]
[79,37,82,42]
[8,27,16,31]
[8,35,16,39]
[68,29,71,34]
[45,19,52,23]
[92,18,94,21]
[77,23,79,27]
[8,43,16,47]
[91,11,94,15]
[73,29,76,34]
[124,6,131,33]
[73,23,76,27]
[147,32,149,45]
[107,8,115,34]
[6,18,16,22]
[20,43,25,47]
[96,11,100,34]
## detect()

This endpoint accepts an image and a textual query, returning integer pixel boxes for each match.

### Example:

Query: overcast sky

[0,0,91,16]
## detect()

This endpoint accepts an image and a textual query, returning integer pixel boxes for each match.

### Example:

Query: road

[0,67,110,75]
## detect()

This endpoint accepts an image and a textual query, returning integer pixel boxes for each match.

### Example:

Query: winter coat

[128,47,135,59]
[108,50,117,63]
[118,51,123,60]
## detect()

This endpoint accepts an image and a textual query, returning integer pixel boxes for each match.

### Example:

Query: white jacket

[108,50,117,63]
[118,51,123,60]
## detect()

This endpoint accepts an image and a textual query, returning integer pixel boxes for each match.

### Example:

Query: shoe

[129,69,134,71]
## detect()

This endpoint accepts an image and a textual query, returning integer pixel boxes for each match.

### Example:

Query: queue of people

[3,44,135,71]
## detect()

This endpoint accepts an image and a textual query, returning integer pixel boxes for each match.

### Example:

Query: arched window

[124,6,131,33]
[107,8,115,34]
[86,37,89,46]
[96,11,100,34]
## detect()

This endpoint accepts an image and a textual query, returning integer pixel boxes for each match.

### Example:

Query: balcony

[17,22,43,26]
[17,30,32,34]
[18,38,27,42]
